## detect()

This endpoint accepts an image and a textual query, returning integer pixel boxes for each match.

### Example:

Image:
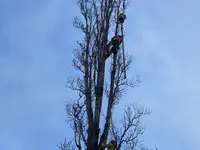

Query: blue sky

[0,0,200,150]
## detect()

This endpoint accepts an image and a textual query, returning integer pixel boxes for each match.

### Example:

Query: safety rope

[109,0,127,80]
[121,0,127,79]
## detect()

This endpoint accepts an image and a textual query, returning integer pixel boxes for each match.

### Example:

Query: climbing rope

[119,0,127,79]
[121,22,126,79]
[105,0,127,80]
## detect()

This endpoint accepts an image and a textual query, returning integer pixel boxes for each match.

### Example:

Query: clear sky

[0,0,200,150]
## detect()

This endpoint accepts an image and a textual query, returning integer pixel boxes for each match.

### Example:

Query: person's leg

[104,49,112,59]
[107,38,115,48]
[106,39,114,54]
[104,39,119,60]
[112,45,119,55]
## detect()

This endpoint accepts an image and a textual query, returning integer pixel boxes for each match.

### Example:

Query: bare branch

[66,76,85,95]
[57,139,76,150]
[73,16,86,33]
[109,103,150,150]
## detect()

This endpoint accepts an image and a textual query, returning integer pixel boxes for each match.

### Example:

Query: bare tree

[109,104,150,150]
[61,0,152,150]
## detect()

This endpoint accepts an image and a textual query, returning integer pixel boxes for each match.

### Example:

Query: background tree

[61,0,153,149]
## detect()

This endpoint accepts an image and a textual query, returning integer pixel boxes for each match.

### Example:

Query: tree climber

[101,140,117,150]
[104,13,126,60]
[118,13,126,24]
[104,35,123,59]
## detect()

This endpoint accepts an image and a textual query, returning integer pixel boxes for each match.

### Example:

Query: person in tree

[118,13,126,24]
[104,35,123,59]
[101,140,117,150]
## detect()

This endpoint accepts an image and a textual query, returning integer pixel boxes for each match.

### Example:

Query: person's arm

[102,143,114,148]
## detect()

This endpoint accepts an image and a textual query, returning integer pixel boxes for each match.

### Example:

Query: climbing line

[121,23,126,79]
[104,0,127,80]
[120,0,127,79]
